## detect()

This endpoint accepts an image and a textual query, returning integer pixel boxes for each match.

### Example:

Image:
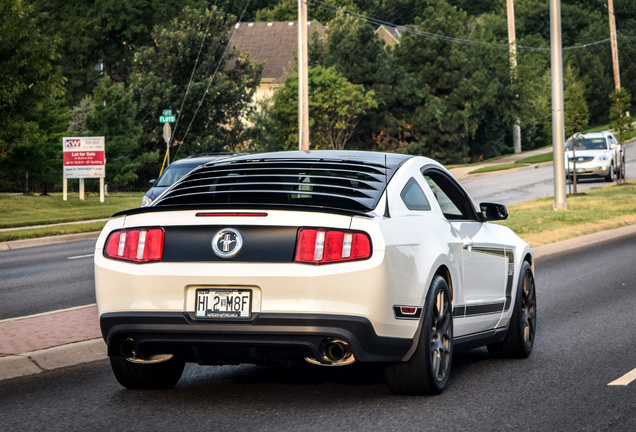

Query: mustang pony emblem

[212,228,243,258]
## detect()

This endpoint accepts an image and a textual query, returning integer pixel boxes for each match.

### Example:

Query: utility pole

[550,0,568,210]
[608,0,621,90]
[507,0,522,153]
[298,0,310,151]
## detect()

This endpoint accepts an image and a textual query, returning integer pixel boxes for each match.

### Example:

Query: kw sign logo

[64,139,81,148]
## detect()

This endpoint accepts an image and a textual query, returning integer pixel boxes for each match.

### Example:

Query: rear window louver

[152,158,392,214]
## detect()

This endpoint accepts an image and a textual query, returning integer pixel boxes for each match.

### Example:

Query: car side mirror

[149,179,156,185]
[480,202,508,221]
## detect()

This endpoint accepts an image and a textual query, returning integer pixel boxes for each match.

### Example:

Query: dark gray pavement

[2,224,636,381]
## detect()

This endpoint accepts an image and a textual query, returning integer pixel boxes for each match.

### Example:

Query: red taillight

[294,228,372,264]
[104,228,164,263]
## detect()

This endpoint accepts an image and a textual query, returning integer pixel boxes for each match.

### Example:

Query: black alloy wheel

[384,275,453,395]
[488,261,536,358]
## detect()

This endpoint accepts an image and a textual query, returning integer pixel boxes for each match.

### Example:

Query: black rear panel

[162,226,298,262]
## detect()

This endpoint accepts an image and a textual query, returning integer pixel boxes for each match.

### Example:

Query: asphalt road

[0,239,96,320]
[1,233,634,431]
[461,142,636,205]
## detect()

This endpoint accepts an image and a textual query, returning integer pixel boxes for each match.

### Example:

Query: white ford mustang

[95,150,536,395]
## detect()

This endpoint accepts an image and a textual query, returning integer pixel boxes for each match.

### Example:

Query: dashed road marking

[67,254,94,260]
[608,367,636,386]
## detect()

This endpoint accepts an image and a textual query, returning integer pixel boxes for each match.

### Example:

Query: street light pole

[550,0,568,210]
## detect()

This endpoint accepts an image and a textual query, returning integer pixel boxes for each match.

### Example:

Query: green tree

[258,65,377,150]
[67,97,95,135]
[392,1,514,163]
[130,6,262,155]
[564,65,589,139]
[85,78,143,187]
[217,0,287,21]
[310,66,378,149]
[255,0,359,23]
[531,64,589,153]
[0,0,65,156]
[34,0,207,105]
[320,13,401,150]
[359,0,428,25]
[609,88,633,185]
[0,96,68,195]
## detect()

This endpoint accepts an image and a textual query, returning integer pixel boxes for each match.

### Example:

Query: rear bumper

[100,312,412,364]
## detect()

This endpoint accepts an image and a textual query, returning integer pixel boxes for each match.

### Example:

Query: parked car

[140,154,240,207]
[95,151,536,395]
[565,131,625,182]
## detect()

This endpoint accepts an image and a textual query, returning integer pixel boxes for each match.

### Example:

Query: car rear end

[95,152,416,368]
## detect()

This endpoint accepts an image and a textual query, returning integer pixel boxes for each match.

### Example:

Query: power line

[307,0,618,53]
[174,0,252,158]
[171,1,218,151]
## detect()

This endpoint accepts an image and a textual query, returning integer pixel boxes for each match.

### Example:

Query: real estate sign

[63,136,105,178]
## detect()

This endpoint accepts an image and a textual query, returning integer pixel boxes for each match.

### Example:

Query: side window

[400,177,431,211]
[422,169,479,221]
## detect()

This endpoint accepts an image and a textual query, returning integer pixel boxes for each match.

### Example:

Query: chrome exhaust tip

[305,338,355,366]
[120,338,174,364]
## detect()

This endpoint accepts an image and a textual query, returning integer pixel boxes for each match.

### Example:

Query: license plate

[195,289,251,319]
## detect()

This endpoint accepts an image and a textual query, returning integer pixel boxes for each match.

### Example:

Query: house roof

[375,25,407,45]
[230,21,326,84]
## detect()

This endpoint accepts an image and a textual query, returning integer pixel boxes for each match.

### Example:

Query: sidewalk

[449,146,553,180]
[0,305,106,381]
[1,223,635,382]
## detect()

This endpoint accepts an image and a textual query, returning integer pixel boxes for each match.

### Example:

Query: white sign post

[160,109,175,169]
[63,136,106,202]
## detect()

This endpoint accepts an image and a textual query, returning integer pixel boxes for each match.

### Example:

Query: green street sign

[162,109,173,116]
[159,115,176,123]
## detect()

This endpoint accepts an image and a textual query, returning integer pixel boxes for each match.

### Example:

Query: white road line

[67,254,94,260]
[608,367,636,386]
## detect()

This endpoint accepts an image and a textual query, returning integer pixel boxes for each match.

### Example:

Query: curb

[0,339,107,381]
[0,231,101,251]
[533,223,636,260]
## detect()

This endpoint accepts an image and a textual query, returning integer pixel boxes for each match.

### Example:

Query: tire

[110,356,186,389]
[605,163,615,182]
[488,261,536,358]
[384,276,453,395]
[621,158,626,180]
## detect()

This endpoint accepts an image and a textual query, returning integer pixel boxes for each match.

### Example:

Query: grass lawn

[468,148,554,175]
[514,152,553,164]
[0,193,143,242]
[499,180,636,246]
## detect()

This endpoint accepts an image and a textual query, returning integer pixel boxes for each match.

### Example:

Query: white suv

[565,131,625,182]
